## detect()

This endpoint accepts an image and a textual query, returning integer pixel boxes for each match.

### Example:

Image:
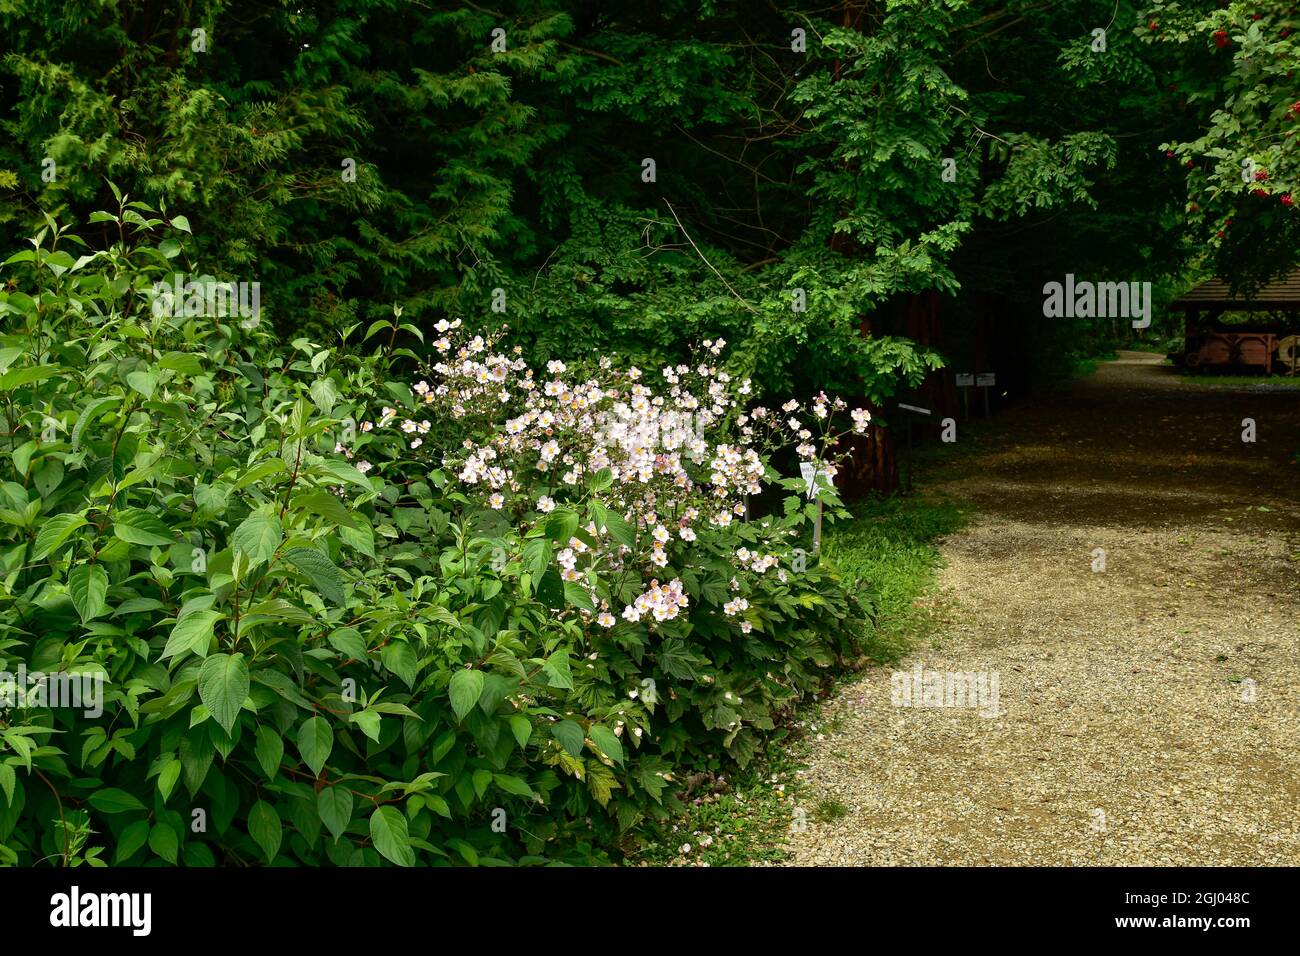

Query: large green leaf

[230,512,282,568]
[248,800,282,863]
[254,726,283,781]
[284,547,345,605]
[112,508,175,546]
[160,609,222,660]
[197,653,249,734]
[369,806,414,867]
[552,720,585,758]
[87,787,148,814]
[68,562,108,622]
[448,669,484,721]
[317,786,353,843]
[588,724,624,765]
[32,513,88,560]
[296,716,333,776]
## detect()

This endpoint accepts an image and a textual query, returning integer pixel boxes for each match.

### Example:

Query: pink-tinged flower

[679,527,696,542]
[356,461,373,474]
[851,408,872,432]
[488,493,504,509]
[537,495,556,513]
[597,612,616,628]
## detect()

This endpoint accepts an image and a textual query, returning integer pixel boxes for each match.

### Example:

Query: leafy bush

[0,201,869,866]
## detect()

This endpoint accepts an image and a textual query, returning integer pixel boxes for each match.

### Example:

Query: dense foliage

[0,1,1294,867]
[4,1,1291,396]
[0,207,869,865]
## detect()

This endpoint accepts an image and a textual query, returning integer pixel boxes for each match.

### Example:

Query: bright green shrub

[0,201,867,866]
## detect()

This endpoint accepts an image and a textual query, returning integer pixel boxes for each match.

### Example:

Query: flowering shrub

[0,207,872,866]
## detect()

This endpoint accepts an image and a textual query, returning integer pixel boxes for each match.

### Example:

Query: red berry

[1149,21,1159,30]
[1166,150,1175,158]
[1214,30,1230,47]
[1216,230,1225,237]
[1255,169,1268,181]
[1283,194,1295,207]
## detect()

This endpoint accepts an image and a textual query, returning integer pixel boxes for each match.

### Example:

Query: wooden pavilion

[1170,270,1300,374]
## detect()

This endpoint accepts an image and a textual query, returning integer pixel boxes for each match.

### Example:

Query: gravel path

[784,353,1300,865]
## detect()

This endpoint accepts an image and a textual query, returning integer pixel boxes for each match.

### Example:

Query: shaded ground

[784,353,1300,865]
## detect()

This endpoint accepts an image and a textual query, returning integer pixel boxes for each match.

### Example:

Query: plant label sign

[976,372,996,387]
[955,373,975,387]
[799,461,831,499]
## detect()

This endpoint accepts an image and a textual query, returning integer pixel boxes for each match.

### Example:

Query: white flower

[597,612,616,628]
[537,495,556,513]
[489,493,504,509]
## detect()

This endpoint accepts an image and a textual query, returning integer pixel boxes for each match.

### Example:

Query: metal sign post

[955,373,974,420]
[896,403,932,495]
[799,461,829,553]
[976,372,996,418]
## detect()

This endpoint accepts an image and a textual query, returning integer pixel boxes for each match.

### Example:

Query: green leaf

[71,397,119,451]
[448,669,484,721]
[197,653,249,734]
[493,773,535,798]
[161,609,221,660]
[552,720,585,758]
[542,651,573,690]
[588,725,624,765]
[68,563,108,622]
[112,508,175,546]
[148,823,179,864]
[33,513,88,560]
[115,819,150,863]
[317,786,353,843]
[157,758,182,801]
[315,459,375,496]
[536,567,565,609]
[230,513,281,568]
[0,364,61,390]
[248,800,282,863]
[296,716,333,776]
[284,547,345,605]
[507,715,532,749]
[254,726,283,781]
[87,788,148,814]
[603,512,636,548]
[563,582,595,612]
[369,806,414,867]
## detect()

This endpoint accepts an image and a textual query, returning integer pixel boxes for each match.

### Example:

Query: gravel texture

[782,354,1300,865]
